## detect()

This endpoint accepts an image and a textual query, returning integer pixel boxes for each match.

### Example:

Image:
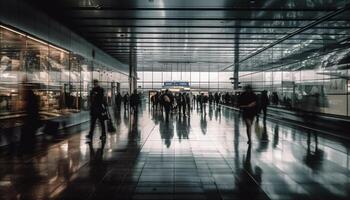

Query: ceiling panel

[27,0,350,71]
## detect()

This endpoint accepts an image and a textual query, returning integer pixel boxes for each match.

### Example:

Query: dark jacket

[130,93,140,107]
[90,86,105,115]
[115,93,122,104]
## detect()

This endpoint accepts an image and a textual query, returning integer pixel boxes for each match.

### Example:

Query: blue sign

[164,82,174,86]
[163,81,190,87]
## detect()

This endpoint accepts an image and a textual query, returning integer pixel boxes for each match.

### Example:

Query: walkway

[0,104,349,200]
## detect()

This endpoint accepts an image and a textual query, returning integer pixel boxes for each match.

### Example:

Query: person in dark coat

[161,89,173,123]
[130,89,139,114]
[260,90,269,121]
[115,92,122,112]
[87,79,106,141]
[214,92,220,106]
[123,92,129,110]
[186,93,191,115]
[238,85,257,144]
[209,93,214,106]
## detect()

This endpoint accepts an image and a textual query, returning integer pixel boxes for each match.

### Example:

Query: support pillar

[129,47,137,93]
[233,31,240,90]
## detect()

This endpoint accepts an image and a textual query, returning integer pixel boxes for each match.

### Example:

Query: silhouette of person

[159,117,174,148]
[238,85,257,144]
[87,79,107,141]
[303,133,324,172]
[259,90,269,121]
[20,80,41,153]
[115,92,122,112]
[123,92,129,110]
[236,145,266,199]
[161,89,173,123]
[130,89,140,114]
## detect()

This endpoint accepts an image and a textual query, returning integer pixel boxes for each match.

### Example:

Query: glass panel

[153,72,162,82]
[0,27,27,113]
[81,59,92,110]
[48,46,69,111]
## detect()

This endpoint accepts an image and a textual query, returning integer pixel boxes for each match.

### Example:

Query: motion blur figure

[123,92,129,110]
[161,89,173,123]
[20,80,41,153]
[130,89,140,114]
[214,92,220,106]
[87,79,106,141]
[238,85,257,144]
[259,90,269,121]
[186,93,191,114]
[115,92,122,112]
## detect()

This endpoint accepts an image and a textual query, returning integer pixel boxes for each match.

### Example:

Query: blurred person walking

[161,89,173,123]
[87,79,107,141]
[259,90,269,121]
[130,89,140,114]
[123,92,129,110]
[186,93,191,115]
[20,80,41,153]
[115,92,122,112]
[238,85,257,144]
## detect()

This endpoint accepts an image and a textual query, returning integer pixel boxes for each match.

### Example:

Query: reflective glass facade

[0,25,129,115]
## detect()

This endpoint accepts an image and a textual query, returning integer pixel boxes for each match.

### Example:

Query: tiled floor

[1,104,350,200]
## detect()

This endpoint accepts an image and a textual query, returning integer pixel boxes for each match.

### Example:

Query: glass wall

[137,70,233,92]
[0,25,128,116]
[239,43,350,117]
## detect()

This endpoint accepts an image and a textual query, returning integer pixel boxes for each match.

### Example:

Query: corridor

[0,104,349,200]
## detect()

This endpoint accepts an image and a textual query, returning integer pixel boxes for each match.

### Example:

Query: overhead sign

[163,81,190,87]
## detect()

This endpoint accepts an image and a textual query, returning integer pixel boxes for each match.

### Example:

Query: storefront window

[0,25,128,117]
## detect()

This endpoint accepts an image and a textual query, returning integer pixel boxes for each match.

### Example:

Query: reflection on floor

[0,103,350,200]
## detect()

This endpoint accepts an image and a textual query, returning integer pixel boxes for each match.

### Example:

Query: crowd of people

[4,76,323,156]
[145,87,272,144]
[149,90,224,122]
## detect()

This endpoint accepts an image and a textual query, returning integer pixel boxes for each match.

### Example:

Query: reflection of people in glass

[200,112,207,135]
[233,112,240,171]
[215,105,221,122]
[273,124,279,149]
[209,104,213,120]
[303,133,324,172]
[159,117,174,148]
[256,121,269,152]
[176,115,189,142]
[88,139,107,184]
[236,145,265,199]
[238,85,257,144]
[87,79,106,141]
